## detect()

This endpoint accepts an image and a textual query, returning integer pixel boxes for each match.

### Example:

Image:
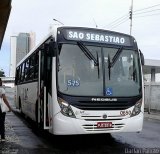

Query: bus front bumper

[52,112,144,135]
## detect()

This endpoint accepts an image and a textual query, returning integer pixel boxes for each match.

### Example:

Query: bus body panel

[17,82,38,120]
[53,111,143,135]
[15,86,18,109]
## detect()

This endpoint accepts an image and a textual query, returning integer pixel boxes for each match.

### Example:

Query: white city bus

[15,26,144,135]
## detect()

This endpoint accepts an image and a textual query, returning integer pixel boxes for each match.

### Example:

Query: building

[143,59,160,82]
[10,32,36,77]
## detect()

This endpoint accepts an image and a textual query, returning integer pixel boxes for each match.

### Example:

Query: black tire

[19,97,22,112]
[35,101,39,127]
[19,97,24,116]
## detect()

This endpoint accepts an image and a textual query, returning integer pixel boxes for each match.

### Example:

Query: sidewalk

[0,111,47,154]
[144,111,160,121]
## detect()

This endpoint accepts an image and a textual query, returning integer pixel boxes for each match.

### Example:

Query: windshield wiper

[107,47,123,80]
[110,46,123,67]
[108,54,111,80]
[96,51,100,78]
[77,41,100,78]
[77,42,98,66]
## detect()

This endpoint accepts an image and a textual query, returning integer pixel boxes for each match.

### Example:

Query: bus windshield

[58,43,141,97]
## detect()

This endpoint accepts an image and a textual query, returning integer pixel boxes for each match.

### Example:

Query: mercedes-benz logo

[102,114,107,119]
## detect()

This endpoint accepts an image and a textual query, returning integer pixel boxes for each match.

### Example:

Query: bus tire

[19,97,22,113]
[19,97,24,116]
[35,101,39,127]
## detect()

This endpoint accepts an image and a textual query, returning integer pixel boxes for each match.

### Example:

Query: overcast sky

[1,0,160,76]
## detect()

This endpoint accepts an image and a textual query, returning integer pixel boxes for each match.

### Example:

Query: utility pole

[129,0,133,35]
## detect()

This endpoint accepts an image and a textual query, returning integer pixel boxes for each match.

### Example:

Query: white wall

[144,82,160,112]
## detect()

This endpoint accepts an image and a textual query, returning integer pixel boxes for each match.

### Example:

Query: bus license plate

[97,122,112,128]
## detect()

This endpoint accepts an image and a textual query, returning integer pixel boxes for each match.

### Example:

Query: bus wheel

[19,97,23,115]
[35,101,39,127]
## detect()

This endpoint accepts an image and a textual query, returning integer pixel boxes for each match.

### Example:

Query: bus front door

[38,49,52,130]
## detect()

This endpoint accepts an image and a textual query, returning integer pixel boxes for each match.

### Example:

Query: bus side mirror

[15,69,19,85]
[48,41,57,57]
[44,41,57,57]
[139,50,144,65]
[15,77,17,85]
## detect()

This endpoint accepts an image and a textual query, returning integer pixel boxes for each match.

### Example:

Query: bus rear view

[54,27,144,134]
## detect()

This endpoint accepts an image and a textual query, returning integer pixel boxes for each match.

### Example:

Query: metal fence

[144,82,160,114]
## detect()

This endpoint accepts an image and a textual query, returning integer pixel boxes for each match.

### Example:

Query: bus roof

[57,26,136,47]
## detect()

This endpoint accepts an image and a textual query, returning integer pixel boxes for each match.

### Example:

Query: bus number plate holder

[97,122,112,128]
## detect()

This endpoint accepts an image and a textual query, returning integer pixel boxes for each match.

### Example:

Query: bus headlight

[58,98,76,118]
[131,99,142,117]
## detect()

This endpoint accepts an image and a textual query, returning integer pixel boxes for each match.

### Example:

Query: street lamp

[53,19,64,25]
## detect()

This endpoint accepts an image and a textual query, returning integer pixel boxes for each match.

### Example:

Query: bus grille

[82,123,125,132]
[81,115,123,121]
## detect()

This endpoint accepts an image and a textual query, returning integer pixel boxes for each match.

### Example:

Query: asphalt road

[1,88,160,154]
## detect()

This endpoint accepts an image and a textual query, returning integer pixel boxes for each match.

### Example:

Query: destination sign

[63,29,132,46]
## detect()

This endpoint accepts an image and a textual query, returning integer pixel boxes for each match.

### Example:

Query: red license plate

[97,122,112,128]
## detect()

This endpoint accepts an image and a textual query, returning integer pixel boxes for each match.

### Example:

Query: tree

[0,69,5,77]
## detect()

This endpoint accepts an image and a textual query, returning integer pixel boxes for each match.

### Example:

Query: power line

[133,8,160,15]
[103,14,128,28]
[103,3,160,30]
[133,12,160,18]
[134,3,160,13]
[109,18,129,30]
[107,17,129,29]
[104,15,129,29]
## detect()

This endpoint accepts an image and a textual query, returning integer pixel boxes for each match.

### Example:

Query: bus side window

[15,67,20,85]
[28,55,35,80]
[21,63,25,83]
[24,59,30,81]
[34,52,39,79]
[18,65,22,83]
